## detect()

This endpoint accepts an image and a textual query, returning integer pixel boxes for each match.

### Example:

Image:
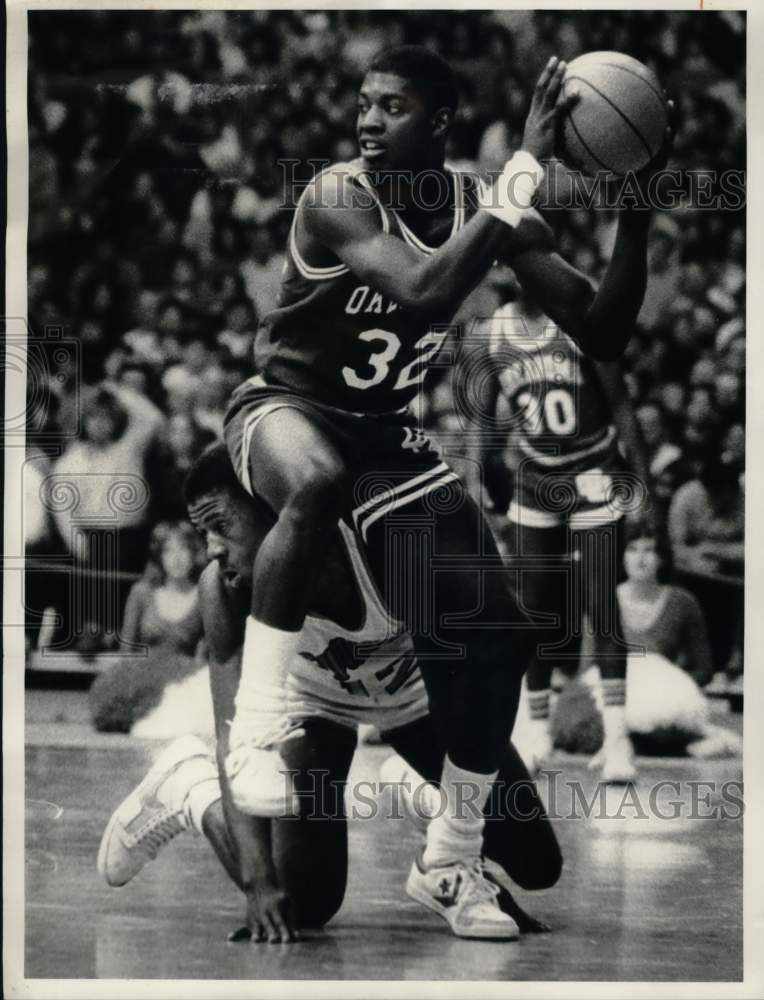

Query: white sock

[601,678,628,745]
[527,687,551,723]
[185,778,222,835]
[422,756,497,869]
[157,750,219,834]
[231,617,302,742]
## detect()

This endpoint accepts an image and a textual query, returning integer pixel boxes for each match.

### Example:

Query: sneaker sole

[405,869,519,941]
[97,735,211,886]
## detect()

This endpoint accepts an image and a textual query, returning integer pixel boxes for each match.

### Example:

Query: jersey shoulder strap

[290,161,390,281]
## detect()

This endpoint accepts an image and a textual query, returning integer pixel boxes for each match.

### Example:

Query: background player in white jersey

[223,44,667,927]
[97,445,562,941]
[480,278,653,781]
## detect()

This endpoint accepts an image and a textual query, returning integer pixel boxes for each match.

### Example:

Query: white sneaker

[592,735,637,784]
[225,717,304,817]
[379,755,440,833]
[406,850,520,940]
[97,735,218,887]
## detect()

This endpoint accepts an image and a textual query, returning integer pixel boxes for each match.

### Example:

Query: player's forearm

[596,362,652,491]
[215,745,279,890]
[412,163,551,314]
[505,249,596,343]
[408,213,513,314]
[206,635,280,891]
[478,372,513,513]
[575,210,651,360]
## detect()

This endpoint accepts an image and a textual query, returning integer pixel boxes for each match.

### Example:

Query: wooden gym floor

[23,711,742,983]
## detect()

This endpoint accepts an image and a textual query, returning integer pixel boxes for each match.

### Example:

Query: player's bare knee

[285,455,348,524]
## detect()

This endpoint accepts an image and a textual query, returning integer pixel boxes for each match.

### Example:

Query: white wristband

[478,151,545,228]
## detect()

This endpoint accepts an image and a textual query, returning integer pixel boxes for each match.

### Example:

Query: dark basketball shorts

[224,375,461,543]
[507,450,640,531]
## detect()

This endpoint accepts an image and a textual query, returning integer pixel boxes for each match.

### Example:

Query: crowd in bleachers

[25,10,745,685]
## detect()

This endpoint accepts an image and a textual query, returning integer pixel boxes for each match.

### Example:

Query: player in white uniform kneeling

[98,445,562,941]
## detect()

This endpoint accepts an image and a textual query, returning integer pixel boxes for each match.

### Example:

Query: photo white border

[5,1,763,997]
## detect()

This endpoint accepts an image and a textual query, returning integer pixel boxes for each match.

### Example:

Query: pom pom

[89,646,200,733]
[550,679,603,755]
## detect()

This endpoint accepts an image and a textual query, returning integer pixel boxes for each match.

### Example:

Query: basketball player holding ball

[222,46,671,937]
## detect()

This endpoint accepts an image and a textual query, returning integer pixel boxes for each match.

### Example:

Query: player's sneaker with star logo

[405,850,520,940]
[225,717,304,817]
[97,735,219,887]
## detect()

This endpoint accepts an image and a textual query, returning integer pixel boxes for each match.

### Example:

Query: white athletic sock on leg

[601,678,628,745]
[153,743,220,833]
[231,617,302,744]
[527,687,551,723]
[185,777,222,835]
[422,756,497,869]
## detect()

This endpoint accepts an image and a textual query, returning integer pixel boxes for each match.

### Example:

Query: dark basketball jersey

[488,303,618,473]
[254,160,472,414]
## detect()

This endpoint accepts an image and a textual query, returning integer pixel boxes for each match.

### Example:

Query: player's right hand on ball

[521,56,579,162]
[229,883,298,943]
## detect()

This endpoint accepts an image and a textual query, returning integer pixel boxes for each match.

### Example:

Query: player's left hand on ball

[521,56,580,162]
[241,885,298,943]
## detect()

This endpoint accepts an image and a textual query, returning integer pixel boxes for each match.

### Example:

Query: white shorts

[285,674,429,735]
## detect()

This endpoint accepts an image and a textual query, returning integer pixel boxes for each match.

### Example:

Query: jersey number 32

[342,329,447,392]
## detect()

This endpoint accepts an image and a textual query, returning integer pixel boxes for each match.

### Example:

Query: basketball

[557,51,668,176]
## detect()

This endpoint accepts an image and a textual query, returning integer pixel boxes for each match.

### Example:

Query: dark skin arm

[301,167,553,317]
[509,210,651,362]
[199,564,297,943]
[301,58,570,317]
[511,101,674,361]
[306,56,668,362]
[474,326,513,515]
[595,360,654,522]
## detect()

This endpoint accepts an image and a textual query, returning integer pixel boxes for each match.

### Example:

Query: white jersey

[286,523,429,731]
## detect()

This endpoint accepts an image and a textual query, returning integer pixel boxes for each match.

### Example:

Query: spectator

[636,401,683,480]
[239,225,285,318]
[669,454,744,578]
[121,521,204,657]
[216,297,258,361]
[618,522,713,686]
[668,453,743,687]
[48,383,165,652]
[50,383,165,573]
[638,225,681,331]
[161,364,204,417]
[89,520,209,735]
[193,364,228,438]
